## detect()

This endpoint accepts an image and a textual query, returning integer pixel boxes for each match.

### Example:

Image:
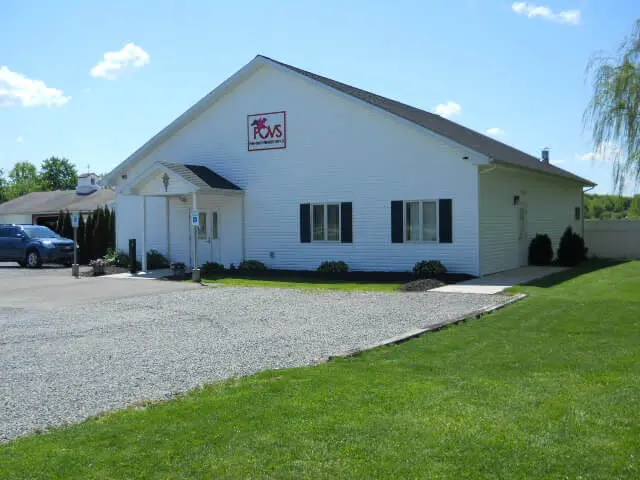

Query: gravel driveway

[1,285,511,442]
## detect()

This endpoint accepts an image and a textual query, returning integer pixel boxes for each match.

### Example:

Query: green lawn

[2,260,639,479]
[201,275,404,292]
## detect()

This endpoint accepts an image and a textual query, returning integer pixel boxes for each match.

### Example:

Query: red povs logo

[248,111,286,151]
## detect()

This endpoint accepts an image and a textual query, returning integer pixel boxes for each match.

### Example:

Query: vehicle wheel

[25,250,42,269]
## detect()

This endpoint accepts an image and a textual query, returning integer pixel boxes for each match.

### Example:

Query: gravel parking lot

[1,281,511,442]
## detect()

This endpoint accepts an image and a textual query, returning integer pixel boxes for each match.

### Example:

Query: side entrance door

[193,210,220,266]
[518,205,528,266]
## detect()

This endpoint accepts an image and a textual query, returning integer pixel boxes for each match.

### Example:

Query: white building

[0,173,114,228]
[102,55,595,276]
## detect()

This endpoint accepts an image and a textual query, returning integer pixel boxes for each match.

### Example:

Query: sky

[1,0,639,194]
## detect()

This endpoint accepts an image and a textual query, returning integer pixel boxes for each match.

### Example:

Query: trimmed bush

[146,249,170,270]
[104,248,141,270]
[528,234,553,266]
[400,279,444,292]
[238,260,267,272]
[200,262,226,276]
[413,260,447,278]
[317,261,349,273]
[557,226,588,267]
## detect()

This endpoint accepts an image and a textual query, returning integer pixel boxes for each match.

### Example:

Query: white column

[166,196,171,261]
[192,192,198,269]
[141,196,147,272]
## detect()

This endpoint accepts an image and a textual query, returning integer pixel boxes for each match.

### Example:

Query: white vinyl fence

[584,220,640,259]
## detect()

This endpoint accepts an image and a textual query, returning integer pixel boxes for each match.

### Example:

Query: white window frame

[403,200,439,243]
[311,203,341,242]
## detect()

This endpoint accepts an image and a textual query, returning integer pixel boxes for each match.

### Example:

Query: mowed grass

[1,261,639,479]
[201,276,404,292]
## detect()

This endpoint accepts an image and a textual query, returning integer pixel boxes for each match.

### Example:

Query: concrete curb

[326,293,528,361]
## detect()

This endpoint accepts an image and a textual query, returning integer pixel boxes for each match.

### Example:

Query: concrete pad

[103,268,174,279]
[432,266,568,294]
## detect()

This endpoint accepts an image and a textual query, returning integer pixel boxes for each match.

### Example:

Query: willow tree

[585,19,640,193]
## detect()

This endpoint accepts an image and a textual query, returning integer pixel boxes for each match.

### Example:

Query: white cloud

[577,141,622,164]
[90,43,150,80]
[486,127,505,137]
[511,2,581,25]
[16,135,23,143]
[434,101,462,119]
[0,66,70,107]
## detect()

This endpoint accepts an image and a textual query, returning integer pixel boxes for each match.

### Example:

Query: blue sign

[191,211,200,227]
[71,213,80,228]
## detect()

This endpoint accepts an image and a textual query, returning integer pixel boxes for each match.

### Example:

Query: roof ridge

[260,55,593,185]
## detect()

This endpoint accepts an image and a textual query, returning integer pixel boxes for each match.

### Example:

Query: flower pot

[93,265,105,275]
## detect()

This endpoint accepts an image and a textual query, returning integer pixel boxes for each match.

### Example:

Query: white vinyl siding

[115,64,480,274]
[479,166,583,275]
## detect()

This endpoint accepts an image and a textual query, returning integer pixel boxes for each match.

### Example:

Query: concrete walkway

[102,268,175,279]
[433,266,568,294]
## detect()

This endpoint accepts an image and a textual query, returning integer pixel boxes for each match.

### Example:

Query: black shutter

[341,202,353,243]
[300,204,311,243]
[391,201,403,243]
[439,199,453,243]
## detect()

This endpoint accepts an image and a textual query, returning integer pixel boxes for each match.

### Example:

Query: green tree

[585,19,640,193]
[630,195,640,218]
[39,157,78,191]
[7,161,41,198]
[0,169,8,203]
[84,213,94,261]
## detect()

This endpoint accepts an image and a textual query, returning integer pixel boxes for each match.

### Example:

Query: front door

[194,210,220,266]
[518,205,528,266]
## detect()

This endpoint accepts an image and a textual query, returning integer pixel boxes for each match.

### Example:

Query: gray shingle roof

[261,56,595,186]
[161,163,241,191]
[0,188,115,215]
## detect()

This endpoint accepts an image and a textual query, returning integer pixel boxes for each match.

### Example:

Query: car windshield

[22,226,59,239]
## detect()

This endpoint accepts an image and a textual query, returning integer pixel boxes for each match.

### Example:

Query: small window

[405,200,438,242]
[198,212,207,238]
[575,207,581,221]
[90,177,96,185]
[311,203,340,242]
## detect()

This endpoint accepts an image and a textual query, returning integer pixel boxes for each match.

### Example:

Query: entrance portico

[121,162,243,271]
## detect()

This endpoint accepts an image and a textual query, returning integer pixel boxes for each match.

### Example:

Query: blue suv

[0,225,75,268]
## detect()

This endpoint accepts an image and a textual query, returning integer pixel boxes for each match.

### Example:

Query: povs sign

[247,111,286,151]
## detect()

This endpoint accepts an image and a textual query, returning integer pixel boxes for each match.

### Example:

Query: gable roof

[261,56,594,186]
[0,189,115,215]
[161,163,241,191]
[103,55,595,187]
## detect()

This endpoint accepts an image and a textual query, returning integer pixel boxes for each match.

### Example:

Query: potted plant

[89,258,108,276]
[170,261,186,277]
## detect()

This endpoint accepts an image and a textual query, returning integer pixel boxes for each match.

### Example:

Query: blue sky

[1,0,638,194]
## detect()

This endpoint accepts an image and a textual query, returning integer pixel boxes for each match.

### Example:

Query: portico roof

[161,163,241,191]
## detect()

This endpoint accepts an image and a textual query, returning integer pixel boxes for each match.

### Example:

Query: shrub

[557,226,588,267]
[146,249,170,270]
[104,248,130,267]
[528,234,553,266]
[400,279,444,292]
[317,260,349,273]
[238,260,267,272]
[200,261,226,276]
[413,260,447,278]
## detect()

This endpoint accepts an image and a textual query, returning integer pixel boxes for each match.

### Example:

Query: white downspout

[582,185,595,237]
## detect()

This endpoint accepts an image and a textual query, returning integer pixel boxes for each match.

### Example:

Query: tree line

[54,206,116,264]
[584,193,640,219]
[0,157,78,203]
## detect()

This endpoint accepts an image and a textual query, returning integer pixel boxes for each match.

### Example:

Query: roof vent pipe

[541,148,550,164]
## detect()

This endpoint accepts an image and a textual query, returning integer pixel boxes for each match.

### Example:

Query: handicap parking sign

[191,211,200,227]
[71,212,80,228]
